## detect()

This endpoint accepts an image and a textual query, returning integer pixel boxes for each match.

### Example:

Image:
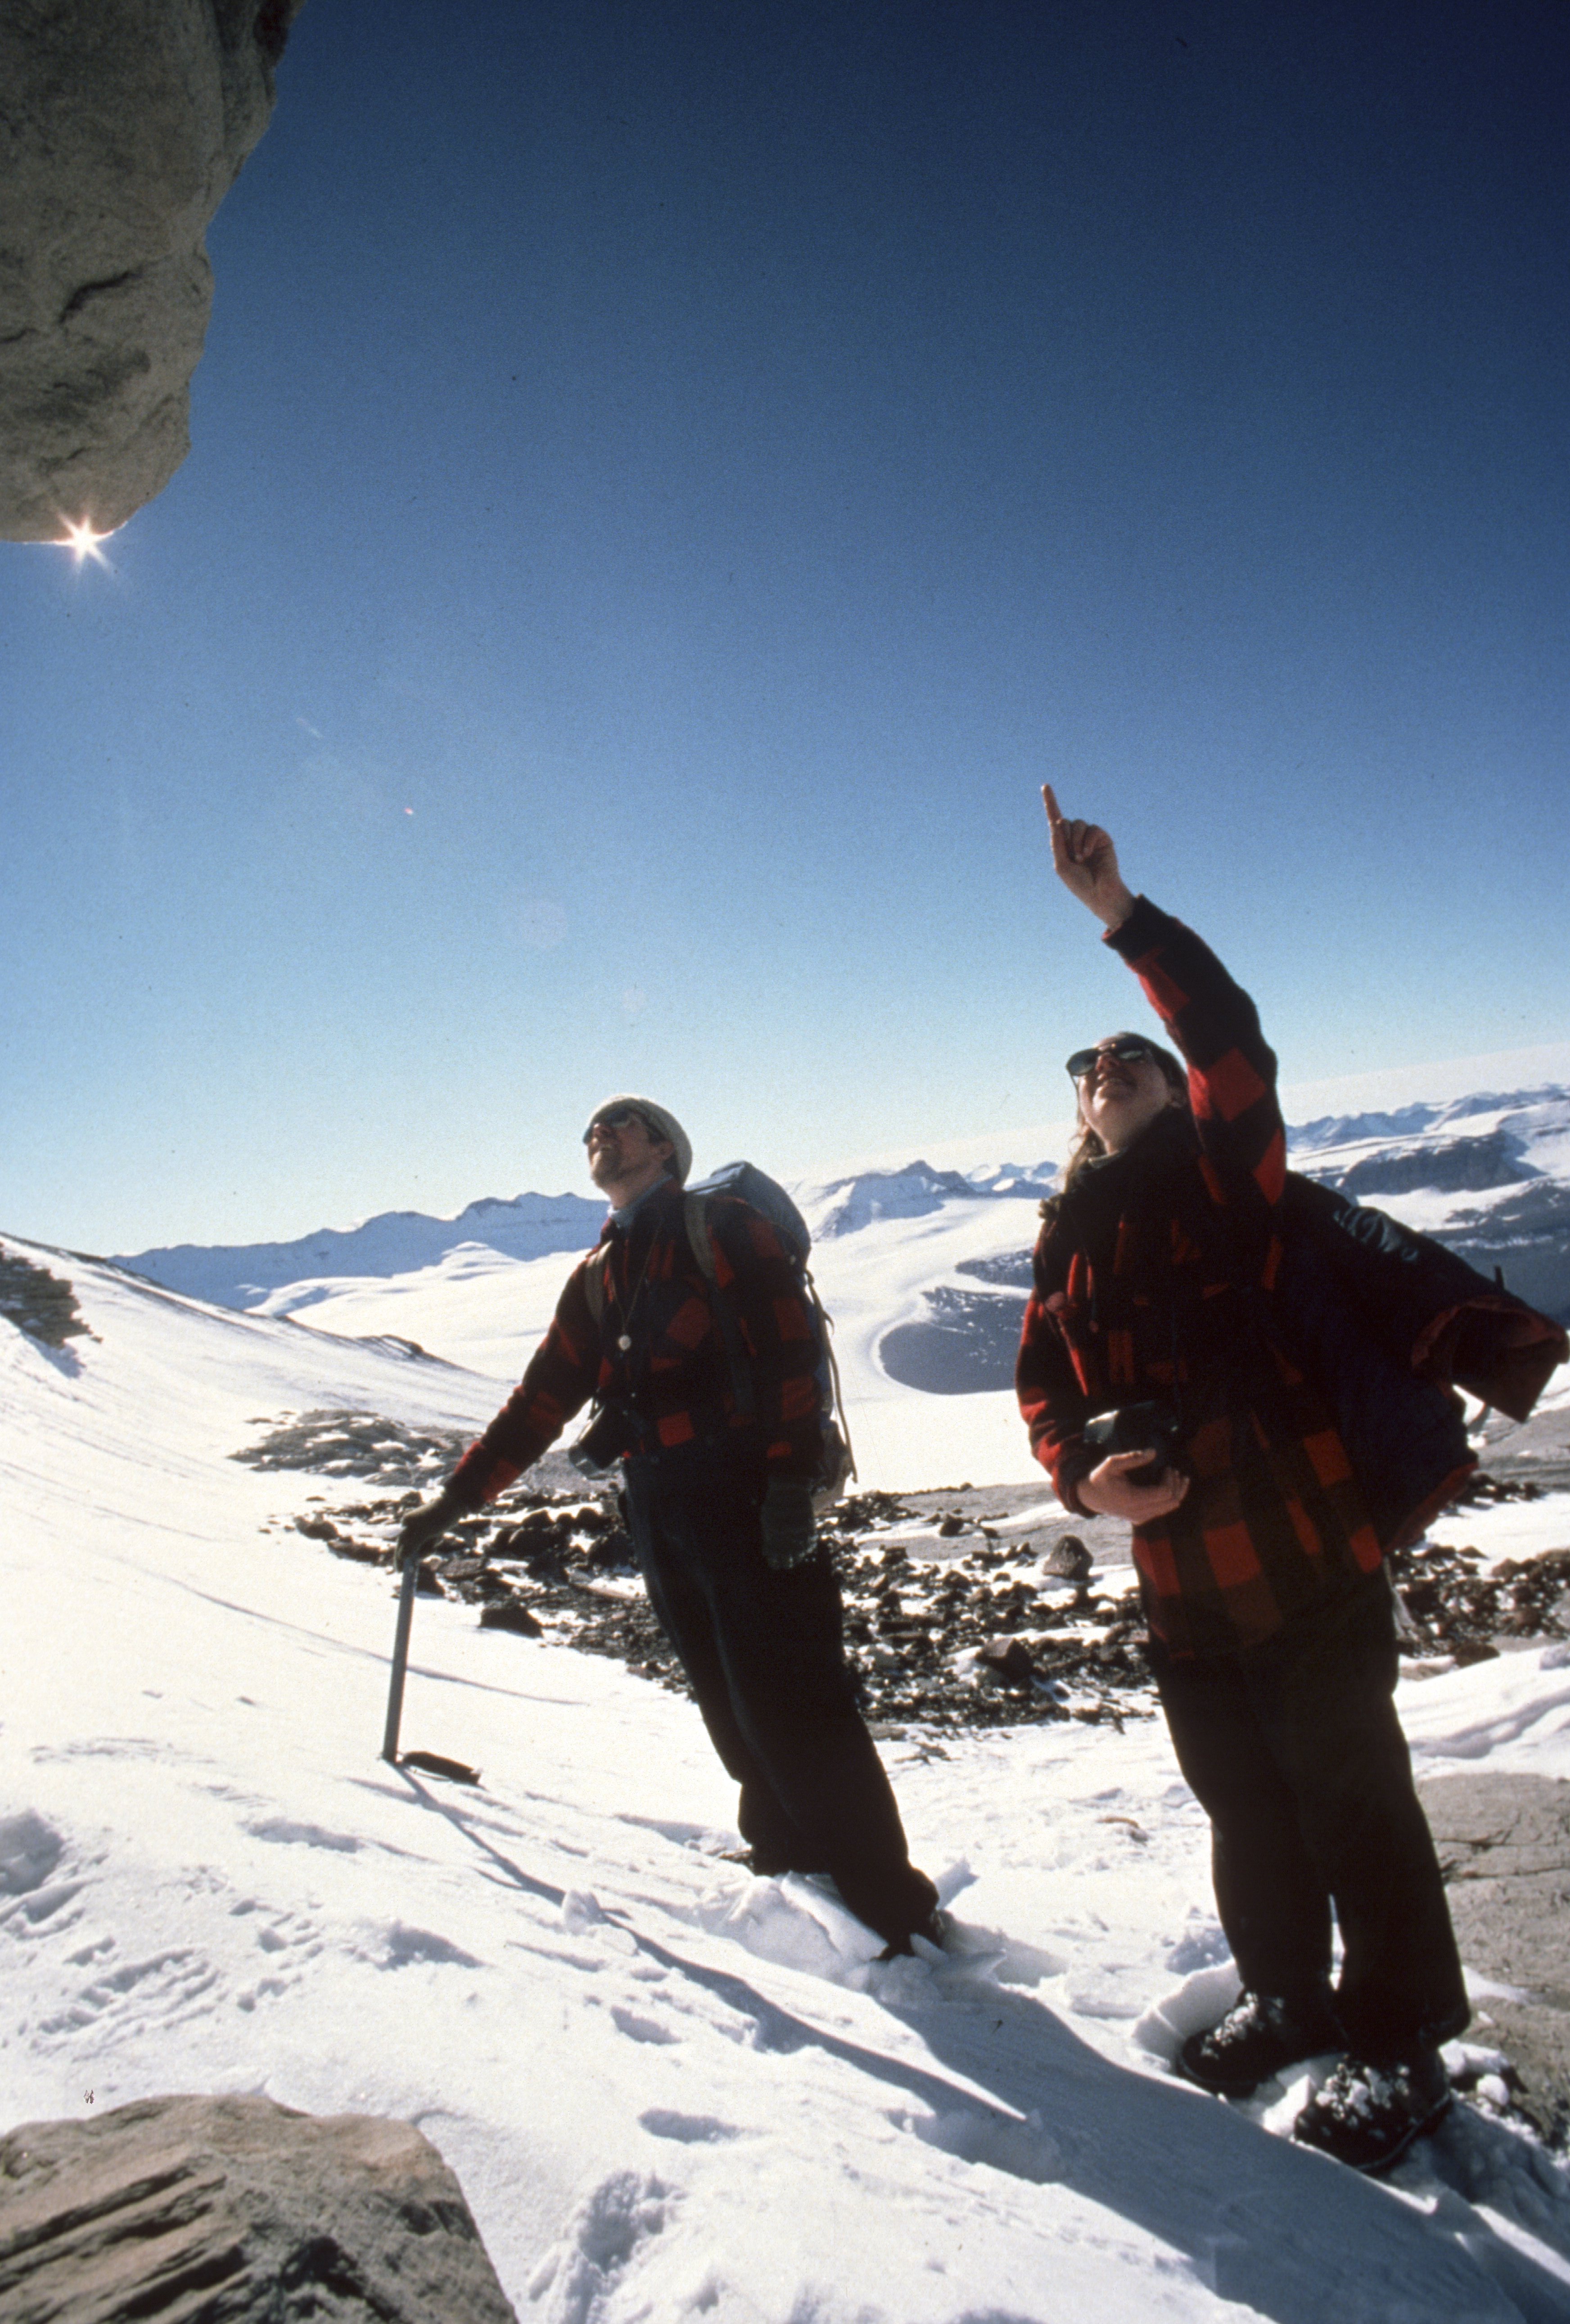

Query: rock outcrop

[1421,1772,1570,2146]
[0,0,304,543]
[0,2092,519,2321]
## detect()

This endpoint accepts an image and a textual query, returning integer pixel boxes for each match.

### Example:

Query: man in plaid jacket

[400,1096,938,1958]
[1017,786,1564,2172]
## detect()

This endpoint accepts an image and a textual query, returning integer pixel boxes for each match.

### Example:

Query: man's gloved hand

[759,1475,817,1570]
[396,1492,462,1566]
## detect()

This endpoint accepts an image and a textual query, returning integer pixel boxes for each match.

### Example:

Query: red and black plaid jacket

[1016,896,1385,1659]
[447,1179,825,1509]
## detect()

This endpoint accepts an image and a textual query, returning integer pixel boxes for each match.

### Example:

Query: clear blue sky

[4,0,1566,1253]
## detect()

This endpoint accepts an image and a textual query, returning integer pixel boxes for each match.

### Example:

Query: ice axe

[382,1544,481,1785]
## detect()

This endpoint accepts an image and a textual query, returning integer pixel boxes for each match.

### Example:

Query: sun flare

[56,516,114,566]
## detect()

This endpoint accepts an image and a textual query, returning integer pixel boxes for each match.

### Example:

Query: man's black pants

[1149,1578,1469,2062]
[623,1448,936,1951]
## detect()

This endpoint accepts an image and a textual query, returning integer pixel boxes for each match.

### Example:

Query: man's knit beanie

[584,1095,693,1186]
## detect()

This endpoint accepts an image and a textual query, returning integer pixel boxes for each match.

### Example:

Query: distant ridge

[799,1160,1058,1242]
[1289,1083,1570,1156]
[114,1190,606,1312]
[111,1084,1570,1329]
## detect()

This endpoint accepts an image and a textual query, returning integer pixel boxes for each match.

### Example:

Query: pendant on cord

[618,1333,632,1352]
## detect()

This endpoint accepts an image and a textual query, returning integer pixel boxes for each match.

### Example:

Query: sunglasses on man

[583,1109,650,1143]
[1065,1036,1160,1084]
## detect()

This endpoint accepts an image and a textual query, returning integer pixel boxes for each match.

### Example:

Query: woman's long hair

[1042,1034,1191,1220]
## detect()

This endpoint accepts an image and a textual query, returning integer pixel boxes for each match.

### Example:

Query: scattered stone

[479,1602,544,1638]
[1041,1533,1093,1581]
[1391,1535,1570,1659]
[250,1403,1570,1741]
[235,1411,475,1491]
[979,1637,1037,1688]
[0,2091,518,2322]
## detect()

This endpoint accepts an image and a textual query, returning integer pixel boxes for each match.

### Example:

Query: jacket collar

[606,1171,679,1236]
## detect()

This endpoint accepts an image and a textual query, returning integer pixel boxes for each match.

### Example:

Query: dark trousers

[1150,1578,1469,2061]
[622,1449,937,1950]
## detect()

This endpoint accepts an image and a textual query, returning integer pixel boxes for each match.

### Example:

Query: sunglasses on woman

[1065,1036,1159,1084]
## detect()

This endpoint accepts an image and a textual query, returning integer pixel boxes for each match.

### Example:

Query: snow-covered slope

[5,1234,1570,2320]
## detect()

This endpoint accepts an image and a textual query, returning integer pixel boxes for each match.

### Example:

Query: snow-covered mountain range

[112,1161,1062,1311]
[115,1088,1570,1315]
[99,1086,1570,1492]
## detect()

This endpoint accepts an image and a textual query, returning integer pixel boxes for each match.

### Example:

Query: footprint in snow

[639,2108,740,2143]
[611,2003,681,2045]
[379,1922,482,1970]
[38,1946,222,2040]
[242,1815,361,1854]
[526,2168,673,2324]
[230,1901,326,2010]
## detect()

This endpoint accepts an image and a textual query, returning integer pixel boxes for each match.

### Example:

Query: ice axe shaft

[381,1556,421,1763]
[382,1548,482,1784]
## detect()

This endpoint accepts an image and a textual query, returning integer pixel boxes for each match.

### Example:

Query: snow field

[5,1243,1570,2320]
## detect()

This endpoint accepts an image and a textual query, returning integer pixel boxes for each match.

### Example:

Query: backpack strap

[582,1248,606,1325]
[803,1260,856,1485]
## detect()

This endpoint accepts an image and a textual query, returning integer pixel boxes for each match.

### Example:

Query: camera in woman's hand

[1082,1401,1184,1488]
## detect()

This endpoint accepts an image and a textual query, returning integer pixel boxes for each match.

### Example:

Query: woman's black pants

[1150,1579,1469,2062]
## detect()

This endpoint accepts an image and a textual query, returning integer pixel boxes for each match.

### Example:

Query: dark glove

[759,1475,817,1570]
[396,1492,462,1565]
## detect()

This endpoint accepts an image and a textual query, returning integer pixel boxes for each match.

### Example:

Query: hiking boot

[876,1908,950,1962]
[1178,1985,1343,2097]
[1292,2047,1451,2174]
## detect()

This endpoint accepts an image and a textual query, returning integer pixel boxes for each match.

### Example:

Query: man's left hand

[397,1492,462,1565]
[760,1476,817,1569]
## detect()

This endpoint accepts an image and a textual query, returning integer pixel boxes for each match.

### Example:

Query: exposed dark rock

[0,2091,518,2322]
[956,1250,1036,1289]
[0,0,306,540]
[245,1398,1570,1739]
[479,1601,544,1637]
[1323,1130,1538,1199]
[236,1411,477,1492]
[0,1244,93,1348]
[879,1286,1028,1395]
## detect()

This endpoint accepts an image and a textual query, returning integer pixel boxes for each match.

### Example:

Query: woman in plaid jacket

[1016,785,1564,2173]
